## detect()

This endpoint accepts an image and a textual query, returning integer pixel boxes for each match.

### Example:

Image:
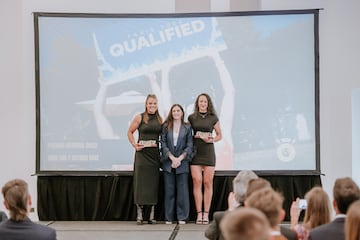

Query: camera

[298,199,307,209]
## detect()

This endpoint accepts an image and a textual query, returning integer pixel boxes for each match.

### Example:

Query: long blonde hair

[303,186,331,229]
[346,200,360,240]
[143,94,162,124]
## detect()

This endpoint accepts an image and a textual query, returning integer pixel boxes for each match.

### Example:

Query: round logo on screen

[276,138,296,162]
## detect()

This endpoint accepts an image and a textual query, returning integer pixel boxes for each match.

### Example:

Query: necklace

[199,112,208,119]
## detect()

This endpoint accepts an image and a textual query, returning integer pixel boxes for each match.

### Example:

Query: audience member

[246,178,297,240]
[345,200,360,240]
[246,187,288,240]
[308,177,360,240]
[220,207,270,240]
[245,178,271,199]
[0,178,56,240]
[204,170,258,240]
[290,186,331,240]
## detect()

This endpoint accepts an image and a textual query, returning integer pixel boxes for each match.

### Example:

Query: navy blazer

[0,217,56,240]
[161,123,193,174]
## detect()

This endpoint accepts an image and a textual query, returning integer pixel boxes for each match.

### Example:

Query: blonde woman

[290,187,331,240]
[128,94,163,225]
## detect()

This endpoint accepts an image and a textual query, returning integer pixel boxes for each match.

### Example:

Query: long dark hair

[165,104,185,130]
[143,94,162,124]
[193,93,217,117]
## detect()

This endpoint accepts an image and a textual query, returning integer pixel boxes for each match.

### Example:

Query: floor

[43,221,209,240]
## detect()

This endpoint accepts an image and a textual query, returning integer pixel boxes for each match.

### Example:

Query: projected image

[36,11,318,172]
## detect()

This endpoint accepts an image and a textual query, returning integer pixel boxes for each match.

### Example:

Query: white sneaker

[178,221,186,224]
[165,221,173,224]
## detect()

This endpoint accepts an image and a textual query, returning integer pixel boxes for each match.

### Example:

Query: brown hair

[143,94,162,124]
[245,178,271,199]
[164,104,185,130]
[193,93,217,117]
[345,200,360,240]
[2,179,29,221]
[220,207,270,240]
[333,177,360,214]
[303,186,331,229]
[246,187,284,227]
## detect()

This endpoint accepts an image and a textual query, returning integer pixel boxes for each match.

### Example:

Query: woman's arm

[160,124,170,159]
[183,125,194,158]
[127,114,143,151]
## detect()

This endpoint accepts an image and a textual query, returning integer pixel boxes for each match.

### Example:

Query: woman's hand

[227,192,239,211]
[290,198,302,229]
[133,143,144,151]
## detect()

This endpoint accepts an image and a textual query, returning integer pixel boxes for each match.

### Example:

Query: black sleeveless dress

[188,113,219,166]
[133,113,162,205]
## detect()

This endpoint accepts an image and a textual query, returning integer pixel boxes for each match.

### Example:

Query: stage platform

[43,221,209,240]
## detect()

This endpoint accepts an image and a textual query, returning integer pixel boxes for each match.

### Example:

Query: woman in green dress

[127,94,163,225]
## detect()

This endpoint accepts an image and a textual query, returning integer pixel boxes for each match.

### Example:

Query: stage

[43,221,208,240]
[37,175,321,222]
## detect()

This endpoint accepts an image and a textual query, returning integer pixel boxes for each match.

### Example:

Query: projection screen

[34,10,320,175]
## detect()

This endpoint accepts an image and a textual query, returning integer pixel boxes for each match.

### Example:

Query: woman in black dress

[127,94,163,225]
[188,93,222,224]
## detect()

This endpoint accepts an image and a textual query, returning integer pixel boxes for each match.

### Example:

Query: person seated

[308,177,360,240]
[220,207,270,240]
[345,200,360,240]
[0,178,56,240]
[246,178,297,240]
[290,186,331,240]
[204,170,258,240]
[245,187,288,240]
[245,178,271,199]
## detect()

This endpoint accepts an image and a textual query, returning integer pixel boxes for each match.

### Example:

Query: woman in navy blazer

[161,104,193,224]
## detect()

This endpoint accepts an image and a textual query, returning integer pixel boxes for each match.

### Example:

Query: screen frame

[34,9,320,176]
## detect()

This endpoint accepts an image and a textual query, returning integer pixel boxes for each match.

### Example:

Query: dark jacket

[308,217,345,240]
[160,123,193,174]
[0,217,56,240]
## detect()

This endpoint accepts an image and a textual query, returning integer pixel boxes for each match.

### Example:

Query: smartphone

[298,199,307,209]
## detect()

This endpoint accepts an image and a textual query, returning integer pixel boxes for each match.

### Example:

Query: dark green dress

[188,113,219,166]
[133,113,162,205]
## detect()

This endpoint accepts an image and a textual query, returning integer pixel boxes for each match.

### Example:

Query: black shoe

[148,219,157,224]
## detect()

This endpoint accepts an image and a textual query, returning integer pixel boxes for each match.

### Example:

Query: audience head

[232,170,258,205]
[246,187,285,228]
[245,178,271,199]
[303,186,331,228]
[345,200,360,240]
[220,207,270,240]
[1,178,31,221]
[333,177,360,214]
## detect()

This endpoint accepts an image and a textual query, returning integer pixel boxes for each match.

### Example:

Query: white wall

[353,89,360,186]
[1,0,359,217]
[261,0,360,206]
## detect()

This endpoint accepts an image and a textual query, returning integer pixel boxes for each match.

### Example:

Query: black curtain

[37,174,321,221]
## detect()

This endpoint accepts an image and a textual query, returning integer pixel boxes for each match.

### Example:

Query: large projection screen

[34,10,320,175]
